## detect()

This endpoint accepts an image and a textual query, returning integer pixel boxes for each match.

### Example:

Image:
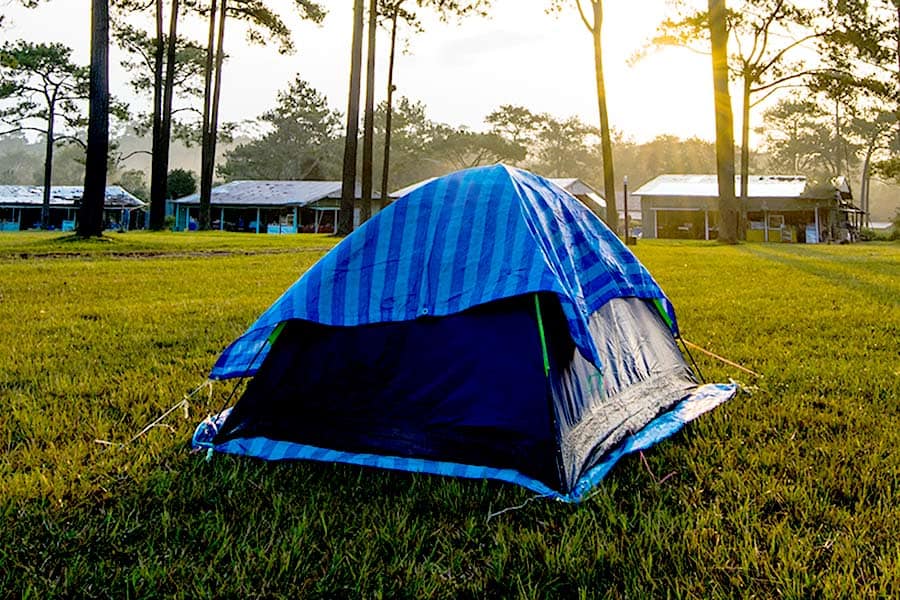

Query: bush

[859,228,879,241]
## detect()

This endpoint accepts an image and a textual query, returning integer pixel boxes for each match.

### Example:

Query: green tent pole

[534,294,550,378]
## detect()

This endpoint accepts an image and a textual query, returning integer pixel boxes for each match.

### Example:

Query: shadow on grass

[738,244,899,305]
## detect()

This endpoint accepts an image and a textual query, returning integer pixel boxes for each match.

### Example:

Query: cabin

[0,185,146,231]
[172,181,380,233]
[632,175,862,243]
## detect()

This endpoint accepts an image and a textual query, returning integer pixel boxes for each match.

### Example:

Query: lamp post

[623,175,632,244]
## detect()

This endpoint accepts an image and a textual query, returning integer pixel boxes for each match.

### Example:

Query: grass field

[1,232,898,598]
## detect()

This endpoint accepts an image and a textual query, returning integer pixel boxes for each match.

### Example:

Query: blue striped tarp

[211,164,677,380]
[193,383,737,502]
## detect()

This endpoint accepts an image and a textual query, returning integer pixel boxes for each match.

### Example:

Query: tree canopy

[0,40,89,227]
[219,76,342,181]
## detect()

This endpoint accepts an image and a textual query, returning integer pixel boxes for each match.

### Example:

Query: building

[632,174,863,242]
[0,185,146,231]
[173,180,379,233]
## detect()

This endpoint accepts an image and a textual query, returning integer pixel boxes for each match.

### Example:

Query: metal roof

[548,178,608,210]
[390,177,436,198]
[632,175,814,199]
[175,180,376,207]
[0,185,145,208]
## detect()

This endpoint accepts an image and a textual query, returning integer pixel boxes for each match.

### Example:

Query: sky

[1,0,720,144]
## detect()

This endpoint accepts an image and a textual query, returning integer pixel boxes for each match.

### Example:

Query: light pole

[623,175,631,244]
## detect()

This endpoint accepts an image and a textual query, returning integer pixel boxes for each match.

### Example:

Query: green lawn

[1,232,898,598]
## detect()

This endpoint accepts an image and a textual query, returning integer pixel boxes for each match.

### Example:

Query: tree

[117,168,149,201]
[373,0,491,212]
[709,0,738,243]
[166,167,196,198]
[79,0,110,238]
[758,96,835,174]
[430,126,526,170]
[485,104,541,160]
[113,8,206,229]
[339,0,366,236]
[218,77,342,181]
[199,0,225,231]
[856,110,898,223]
[361,0,378,223]
[0,0,49,29]
[821,0,899,224]
[824,0,898,113]
[532,114,598,179]
[547,0,617,230]
[199,0,327,230]
[372,96,441,190]
[377,1,412,207]
[0,132,42,183]
[643,0,829,231]
[0,42,89,229]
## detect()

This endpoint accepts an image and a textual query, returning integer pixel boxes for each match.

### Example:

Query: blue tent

[193,165,735,502]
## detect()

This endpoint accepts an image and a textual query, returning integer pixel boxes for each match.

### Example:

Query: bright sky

[2,0,719,143]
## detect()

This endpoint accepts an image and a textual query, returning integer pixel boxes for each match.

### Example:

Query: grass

[1,231,898,598]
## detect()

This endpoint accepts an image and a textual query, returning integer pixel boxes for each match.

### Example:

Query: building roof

[548,178,607,210]
[632,175,816,199]
[175,180,376,207]
[0,185,145,208]
[390,177,437,198]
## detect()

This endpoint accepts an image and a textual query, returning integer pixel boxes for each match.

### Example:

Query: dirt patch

[3,247,335,261]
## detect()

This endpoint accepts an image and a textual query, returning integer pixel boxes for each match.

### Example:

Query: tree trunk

[149,0,166,230]
[380,7,399,207]
[199,0,218,232]
[159,0,180,218]
[739,75,751,240]
[590,1,618,232]
[149,0,179,230]
[834,99,846,176]
[339,0,365,236]
[360,0,377,224]
[860,133,877,228]
[201,0,227,231]
[41,108,54,230]
[79,0,109,238]
[709,0,738,244]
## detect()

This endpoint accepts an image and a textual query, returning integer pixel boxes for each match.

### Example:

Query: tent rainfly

[193,165,736,502]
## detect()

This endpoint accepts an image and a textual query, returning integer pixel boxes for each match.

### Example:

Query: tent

[193,165,736,502]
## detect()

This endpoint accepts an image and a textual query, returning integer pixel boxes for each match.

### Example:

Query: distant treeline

[1,79,898,219]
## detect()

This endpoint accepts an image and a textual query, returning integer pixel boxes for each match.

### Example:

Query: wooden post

[220,207,224,230]
[814,207,820,243]
[255,207,260,233]
[705,209,710,240]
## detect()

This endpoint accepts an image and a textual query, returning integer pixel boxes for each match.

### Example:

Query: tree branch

[53,134,86,149]
[0,125,48,136]
[117,149,153,162]
[757,31,824,74]
[750,68,830,94]
[574,0,593,33]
